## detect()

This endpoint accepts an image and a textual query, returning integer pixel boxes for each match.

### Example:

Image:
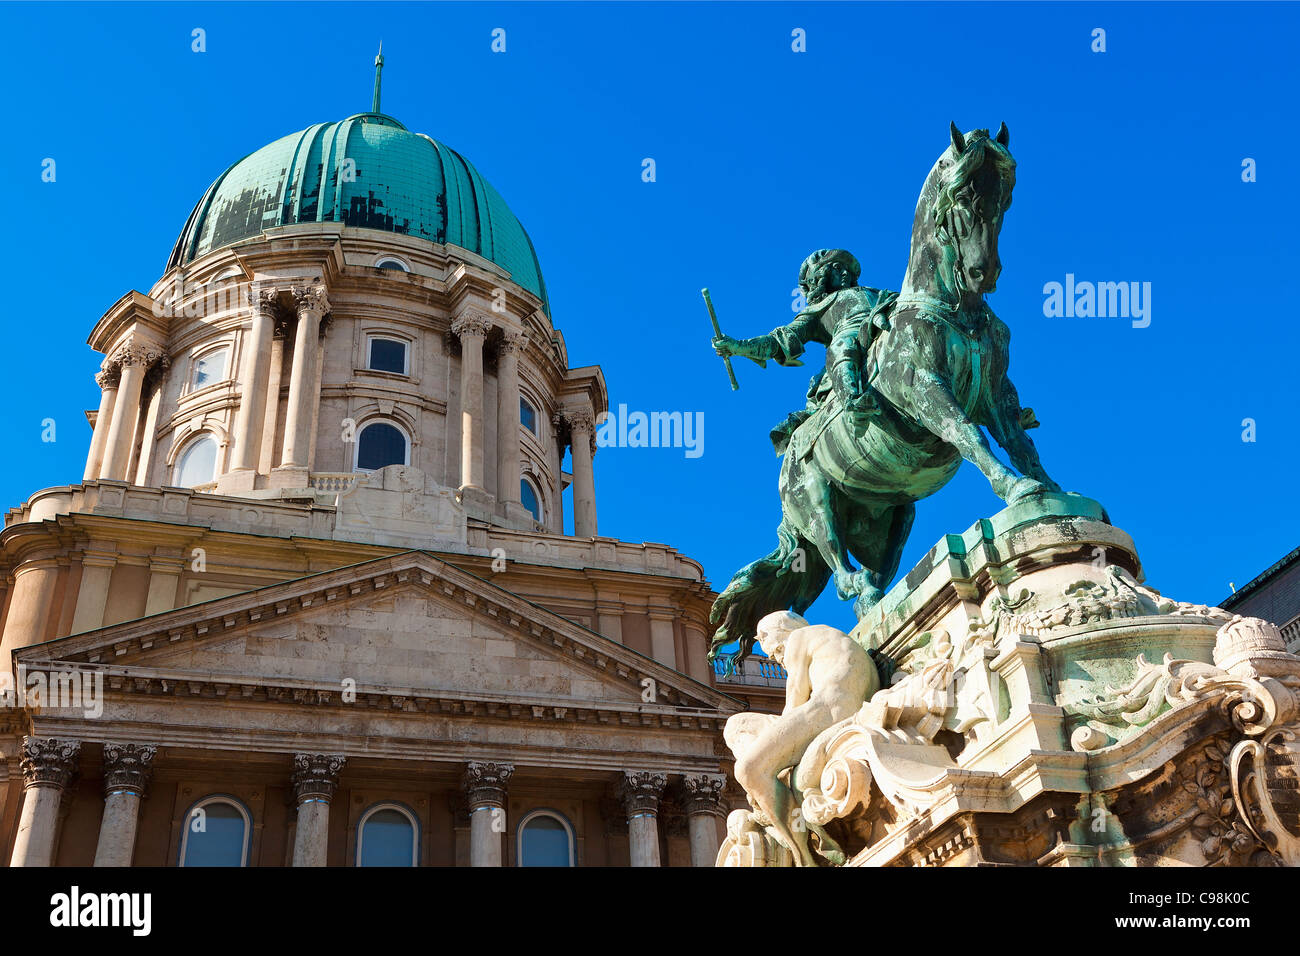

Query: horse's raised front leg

[909,369,1043,503]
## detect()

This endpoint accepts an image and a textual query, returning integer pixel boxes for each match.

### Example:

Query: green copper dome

[168,113,549,313]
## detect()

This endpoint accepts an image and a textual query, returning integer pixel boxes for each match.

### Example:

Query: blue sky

[1,1,1296,636]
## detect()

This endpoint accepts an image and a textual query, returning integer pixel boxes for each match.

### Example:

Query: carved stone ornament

[248,285,280,319]
[461,761,514,809]
[102,743,157,797]
[681,773,728,817]
[497,330,528,354]
[291,753,347,803]
[618,770,667,816]
[450,313,493,340]
[95,361,122,390]
[290,283,330,317]
[20,737,81,790]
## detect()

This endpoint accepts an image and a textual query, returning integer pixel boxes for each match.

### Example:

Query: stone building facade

[1221,546,1300,653]
[0,103,753,867]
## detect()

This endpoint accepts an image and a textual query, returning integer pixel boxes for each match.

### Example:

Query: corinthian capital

[291,753,347,804]
[451,313,493,340]
[564,408,597,435]
[20,737,81,790]
[618,770,667,817]
[497,330,528,354]
[102,743,157,797]
[248,285,280,319]
[462,761,514,809]
[116,341,168,369]
[681,773,728,817]
[95,361,122,390]
[291,284,330,317]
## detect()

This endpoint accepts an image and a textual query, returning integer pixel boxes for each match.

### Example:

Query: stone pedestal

[719,493,1300,868]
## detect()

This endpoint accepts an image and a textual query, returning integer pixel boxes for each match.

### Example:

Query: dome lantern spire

[372,41,384,114]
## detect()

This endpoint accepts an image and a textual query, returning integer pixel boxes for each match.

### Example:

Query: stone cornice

[14,550,738,713]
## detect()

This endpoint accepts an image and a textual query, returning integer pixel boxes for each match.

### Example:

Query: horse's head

[904,122,1016,310]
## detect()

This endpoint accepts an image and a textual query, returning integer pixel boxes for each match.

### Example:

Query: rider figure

[712,249,895,454]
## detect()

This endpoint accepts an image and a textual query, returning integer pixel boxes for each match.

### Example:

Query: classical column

[100,344,160,481]
[495,331,526,508]
[10,737,81,867]
[452,314,492,495]
[290,753,346,867]
[0,556,61,659]
[462,761,513,867]
[279,285,329,472]
[93,744,156,867]
[143,549,185,616]
[568,409,597,537]
[681,773,727,867]
[84,364,120,481]
[647,606,677,668]
[258,332,286,475]
[618,770,667,867]
[229,288,277,474]
[70,543,118,634]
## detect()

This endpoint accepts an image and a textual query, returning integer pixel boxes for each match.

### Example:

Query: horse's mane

[927,132,1017,225]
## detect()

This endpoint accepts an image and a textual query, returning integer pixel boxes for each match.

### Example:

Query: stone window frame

[520,474,545,524]
[373,255,410,272]
[364,333,411,376]
[177,793,252,867]
[185,341,233,395]
[515,808,576,867]
[171,431,221,488]
[354,801,421,867]
[352,417,412,472]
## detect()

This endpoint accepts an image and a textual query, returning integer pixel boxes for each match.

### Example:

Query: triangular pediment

[18,552,738,720]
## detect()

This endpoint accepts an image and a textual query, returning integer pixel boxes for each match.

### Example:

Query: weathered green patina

[710,123,1060,667]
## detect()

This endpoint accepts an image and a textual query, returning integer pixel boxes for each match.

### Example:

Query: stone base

[268,465,310,491]
[456,484,496,523]
[214,468,259,494]
[719,492,1300,868]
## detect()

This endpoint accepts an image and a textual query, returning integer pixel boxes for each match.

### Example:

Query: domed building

[0,67,765,868]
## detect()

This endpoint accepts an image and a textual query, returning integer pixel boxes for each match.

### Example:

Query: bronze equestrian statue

[709,122,1060,669]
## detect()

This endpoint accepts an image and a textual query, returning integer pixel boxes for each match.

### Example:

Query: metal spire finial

[372,42,384,114]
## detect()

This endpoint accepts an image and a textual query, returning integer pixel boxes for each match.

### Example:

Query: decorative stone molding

[497,330,528,354]
[20,737,81,790]
[618,770,667,817]
[248,285,281,320]
[291,753,347,804]
[451,313,493,340]
[565,408,597,435]
[101,743,157,797]
[95,363,122,390]
[291,284,330,317]
[116,342,168,370]
[681,772,728,817]
[462,761,514,809]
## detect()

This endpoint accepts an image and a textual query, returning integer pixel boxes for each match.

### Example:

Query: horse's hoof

[1004,476,1047,504]
[853,586,884,618]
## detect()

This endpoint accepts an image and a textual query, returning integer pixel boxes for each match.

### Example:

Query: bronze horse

[710,123,1060,667]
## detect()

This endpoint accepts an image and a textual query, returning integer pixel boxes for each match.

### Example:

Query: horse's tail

[707,521,831,673]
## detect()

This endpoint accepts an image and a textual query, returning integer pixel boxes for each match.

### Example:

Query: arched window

[517,810,575,867]
[520,477,542,522]
[189,346,229,391]
[355,421,409,471]
[356,803,419,867]
[178,796,250,867]
[375,257,408,272]
[174,434,218,488]
[520,397,538,434]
